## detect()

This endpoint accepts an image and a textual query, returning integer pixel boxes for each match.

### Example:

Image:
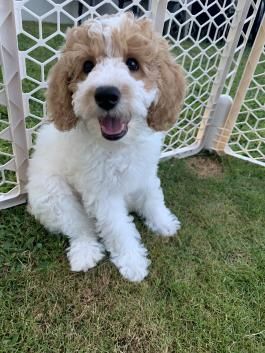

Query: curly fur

[27,13,186,282]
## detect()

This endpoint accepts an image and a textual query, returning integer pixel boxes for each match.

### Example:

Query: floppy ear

[46,29,78,131]
[147,38,186,131]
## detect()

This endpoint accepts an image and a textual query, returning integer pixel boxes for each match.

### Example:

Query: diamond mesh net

[228,43,265,163]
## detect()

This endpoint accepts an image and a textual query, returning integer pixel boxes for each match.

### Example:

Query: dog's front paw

[67,240,105,272]
[146,210,181,237]
[111,247,150,282]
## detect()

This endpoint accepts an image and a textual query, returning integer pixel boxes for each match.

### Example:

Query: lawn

[1,154,265,353]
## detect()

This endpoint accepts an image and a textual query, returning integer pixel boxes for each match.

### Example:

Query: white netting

[224,1,262,95]
[228,44,265,164]
[14,0,260,158]
[162,0,261,157]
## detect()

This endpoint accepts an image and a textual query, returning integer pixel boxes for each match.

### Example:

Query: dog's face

[47,13,185,141]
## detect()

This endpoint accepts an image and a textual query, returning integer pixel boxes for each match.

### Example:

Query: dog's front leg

[93,195,150,282]
[138,176,181,236]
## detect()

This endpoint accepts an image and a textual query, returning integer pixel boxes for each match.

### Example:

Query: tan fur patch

[110,16,186,131]
[47,26,105,131]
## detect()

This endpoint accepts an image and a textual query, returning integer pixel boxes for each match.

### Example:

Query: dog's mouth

[99,115,128,141]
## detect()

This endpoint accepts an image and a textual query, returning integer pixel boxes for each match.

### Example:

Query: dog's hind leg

[27,175,105,271]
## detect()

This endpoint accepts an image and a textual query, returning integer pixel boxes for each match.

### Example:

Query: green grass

[1,155,265,353]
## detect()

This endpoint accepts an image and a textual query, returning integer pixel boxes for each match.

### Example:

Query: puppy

[27,13,186,282]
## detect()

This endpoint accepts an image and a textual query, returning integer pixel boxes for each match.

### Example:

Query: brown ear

[46,45,77,131]
[147,38,186,131]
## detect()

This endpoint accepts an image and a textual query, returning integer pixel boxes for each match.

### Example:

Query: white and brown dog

[27,13,186,282]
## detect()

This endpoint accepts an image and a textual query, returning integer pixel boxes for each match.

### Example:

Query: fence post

[214,13,265,153]
[0,0,28,209]
[151,0,168,33]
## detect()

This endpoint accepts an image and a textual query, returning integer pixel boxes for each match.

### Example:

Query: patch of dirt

[187,156,223,178]
[225,250,252,265]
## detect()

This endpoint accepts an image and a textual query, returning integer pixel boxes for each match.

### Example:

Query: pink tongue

[100,116,124,135]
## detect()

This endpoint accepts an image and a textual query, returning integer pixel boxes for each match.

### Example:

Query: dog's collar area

[99,115,128,141]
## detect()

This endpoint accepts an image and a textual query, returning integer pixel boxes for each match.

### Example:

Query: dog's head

[47,13,186,141]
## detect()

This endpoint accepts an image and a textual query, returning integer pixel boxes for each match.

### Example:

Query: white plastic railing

[217,13,265,166]
[0,0,28,208]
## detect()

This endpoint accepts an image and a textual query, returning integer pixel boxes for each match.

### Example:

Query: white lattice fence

[0,0,264,209]
[228,43,265,164]
[214,11,265,166]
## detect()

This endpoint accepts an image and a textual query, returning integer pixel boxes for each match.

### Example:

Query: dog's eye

[83,60,94,74]
[126,58,139,71]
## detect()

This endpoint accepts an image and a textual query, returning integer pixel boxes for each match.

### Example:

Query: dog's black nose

[95,86,121,111]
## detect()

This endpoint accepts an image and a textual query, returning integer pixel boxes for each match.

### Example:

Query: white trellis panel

[214,12,265,167]
[161,0,262,159]
[0,0,264,209]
